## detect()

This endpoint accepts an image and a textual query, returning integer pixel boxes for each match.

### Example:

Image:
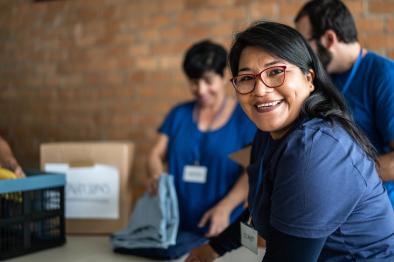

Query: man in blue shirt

[295,0,394,207]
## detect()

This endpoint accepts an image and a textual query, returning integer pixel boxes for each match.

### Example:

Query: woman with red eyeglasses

[186,21,394,262]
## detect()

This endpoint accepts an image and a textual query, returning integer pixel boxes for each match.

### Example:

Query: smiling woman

[185,21,394,262]
[233,47,314,139]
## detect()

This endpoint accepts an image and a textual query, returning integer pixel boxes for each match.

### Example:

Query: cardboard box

[40,142,134,234]
[229,145,252,167]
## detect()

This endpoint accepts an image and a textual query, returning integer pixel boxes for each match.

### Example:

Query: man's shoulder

[364,51,394,69]
[360,51,394,87]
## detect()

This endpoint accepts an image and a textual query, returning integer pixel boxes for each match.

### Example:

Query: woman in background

[147,40,256,237]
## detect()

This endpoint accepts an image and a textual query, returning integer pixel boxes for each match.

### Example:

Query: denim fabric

[111,174,179,249]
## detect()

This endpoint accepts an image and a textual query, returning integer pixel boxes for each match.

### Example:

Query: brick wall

[0,0,393,187]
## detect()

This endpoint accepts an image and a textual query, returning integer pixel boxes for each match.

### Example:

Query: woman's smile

[254,99,284,113]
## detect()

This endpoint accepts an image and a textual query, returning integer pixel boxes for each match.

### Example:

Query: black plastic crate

[0,171,66,260]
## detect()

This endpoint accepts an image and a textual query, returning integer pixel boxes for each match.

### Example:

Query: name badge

[183,165,207,183]
[241,222,258,255]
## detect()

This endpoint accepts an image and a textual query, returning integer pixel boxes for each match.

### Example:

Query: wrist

[217,199,236,214]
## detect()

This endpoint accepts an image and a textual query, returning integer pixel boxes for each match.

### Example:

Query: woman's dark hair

[294,0,358,43]
[229,21,377,161]
[183,39,227,79]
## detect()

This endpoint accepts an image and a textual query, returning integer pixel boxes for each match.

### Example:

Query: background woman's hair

[183,39,227,79]
[229,21,377,161]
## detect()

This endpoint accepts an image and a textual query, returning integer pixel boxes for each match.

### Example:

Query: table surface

[7,236,265,262]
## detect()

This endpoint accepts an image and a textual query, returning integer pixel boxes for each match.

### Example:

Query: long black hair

[229,21,377,161]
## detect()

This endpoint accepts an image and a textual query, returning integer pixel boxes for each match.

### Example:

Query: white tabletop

[7,236,265,262]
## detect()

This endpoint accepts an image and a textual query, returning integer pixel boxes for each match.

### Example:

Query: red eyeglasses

[230,65,287,95]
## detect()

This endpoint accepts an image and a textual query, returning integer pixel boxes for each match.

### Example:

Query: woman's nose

[195,81,209,95]
[253,78,273,95]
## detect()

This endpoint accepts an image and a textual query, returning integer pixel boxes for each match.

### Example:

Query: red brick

[369,0,394,14]
[194,8,223,24]
[388,50,394,60]
[0,0,392,178]
[159,26,184,40]
[209,23,235,38]
[151,41,189,55]
[176,10,196,26]
[278,1,305,18]
[361,34,394,50]
[185,0,211,9]
[222,7,247,22]
[355,17,385,33]
[387,18,394,32]
[249,1,278,20]
[343,0,365,15]
[159,0,185,13]
[158,55,182,69]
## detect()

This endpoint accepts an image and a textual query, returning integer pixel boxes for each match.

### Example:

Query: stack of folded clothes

[111,174,207,260]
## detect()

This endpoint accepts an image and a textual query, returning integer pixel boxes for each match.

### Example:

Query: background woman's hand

[184,244,219,262]
[198,203,231,237]
[145,174,161,195]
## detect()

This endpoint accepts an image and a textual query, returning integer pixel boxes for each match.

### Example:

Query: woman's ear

[306,69,315,92]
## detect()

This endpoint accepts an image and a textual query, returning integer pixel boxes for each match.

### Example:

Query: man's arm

[377,141,394,181]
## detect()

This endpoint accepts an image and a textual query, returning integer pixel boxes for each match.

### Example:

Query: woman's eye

[267,68,284,77]
[237,75,255,82]
[203,77,214,85]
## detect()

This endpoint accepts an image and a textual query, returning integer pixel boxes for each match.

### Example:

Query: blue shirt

[159,101,256,233]
[331,52,394,206]
[248,118,394,261]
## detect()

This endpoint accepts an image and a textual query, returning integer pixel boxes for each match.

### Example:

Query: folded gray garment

[111,174,179,249]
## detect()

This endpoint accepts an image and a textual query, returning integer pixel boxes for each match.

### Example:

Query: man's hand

[184,244,219,262]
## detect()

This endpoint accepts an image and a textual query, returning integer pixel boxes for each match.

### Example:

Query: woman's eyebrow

[238,60,283,73]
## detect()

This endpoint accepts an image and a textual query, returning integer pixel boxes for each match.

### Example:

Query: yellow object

[0,167,18,179]
[0,168,23,203]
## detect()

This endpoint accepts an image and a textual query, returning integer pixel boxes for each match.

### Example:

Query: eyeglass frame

[230,65,287,95]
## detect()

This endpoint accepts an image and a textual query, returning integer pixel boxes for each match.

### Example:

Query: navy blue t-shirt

[248,118,394,260]
[159,101,256,234]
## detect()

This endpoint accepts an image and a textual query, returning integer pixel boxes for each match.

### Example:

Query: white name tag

[241,222,258,255]
[183,165,207,183]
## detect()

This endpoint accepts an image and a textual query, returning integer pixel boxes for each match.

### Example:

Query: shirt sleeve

[157,104,185,137]
[270,127,366,239]
[263,227,326,262]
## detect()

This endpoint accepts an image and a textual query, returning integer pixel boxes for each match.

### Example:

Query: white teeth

[256,100,281,108]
